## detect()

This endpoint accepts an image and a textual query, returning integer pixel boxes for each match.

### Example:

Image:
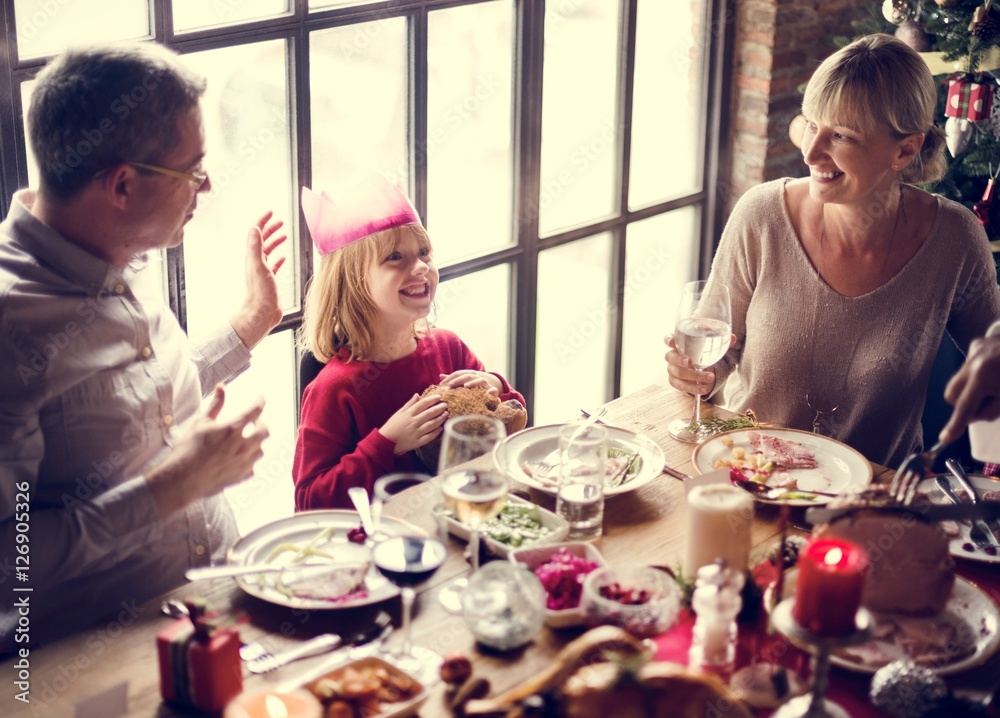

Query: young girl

[292,181,524,510]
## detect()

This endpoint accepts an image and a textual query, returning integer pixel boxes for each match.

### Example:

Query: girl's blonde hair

[803,33,946,184]
[299,223,433,363]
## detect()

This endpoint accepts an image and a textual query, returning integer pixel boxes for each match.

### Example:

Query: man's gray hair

[28,43,206,201]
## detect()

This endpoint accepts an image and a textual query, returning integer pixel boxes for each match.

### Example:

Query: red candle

[792,537,867,636]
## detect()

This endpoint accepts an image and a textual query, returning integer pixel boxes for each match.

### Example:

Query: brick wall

[726,0,866,212]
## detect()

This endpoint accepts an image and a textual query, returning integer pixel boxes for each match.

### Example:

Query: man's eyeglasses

[94,162,208,188]
[128,162,208,188]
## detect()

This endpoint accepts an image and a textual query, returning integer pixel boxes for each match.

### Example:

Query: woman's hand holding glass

[666,280,733,443]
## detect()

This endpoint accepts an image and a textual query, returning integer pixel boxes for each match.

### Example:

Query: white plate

[435,495,569,558]
[916,474,1000,565]
[227,510,424,610]
[692,428,873,506]
[496,424,666,497]
[768,570,1000,675]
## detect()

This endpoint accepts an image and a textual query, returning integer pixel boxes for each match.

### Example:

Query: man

[0,42,284,650]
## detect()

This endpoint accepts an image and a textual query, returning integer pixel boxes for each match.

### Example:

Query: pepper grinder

[689,559,744,677]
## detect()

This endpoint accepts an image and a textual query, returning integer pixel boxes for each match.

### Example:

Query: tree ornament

[946,74,994,122]
[971,3,999,41]
[788,113,807,148]
[974,165,999,228]
[883,0,914,25]
[946,116,975,154]
[869,660,947,718]
[934,0,956,6]
[895,18,933,51]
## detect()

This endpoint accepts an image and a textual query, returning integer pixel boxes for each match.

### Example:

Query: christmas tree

[840,1,1000,249]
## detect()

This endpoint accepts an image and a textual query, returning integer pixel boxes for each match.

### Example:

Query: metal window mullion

[700,0,735,278]
[608,0,638,402]
[511,0,544,423]
[410,9,429,221]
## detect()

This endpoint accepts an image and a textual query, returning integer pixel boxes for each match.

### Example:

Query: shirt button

[114,284,125,295]
[163,414,174,426]
[195,545,205,556]
[140,346,152,359]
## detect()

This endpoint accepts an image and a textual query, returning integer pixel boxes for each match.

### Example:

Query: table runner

[653,558,1000,717]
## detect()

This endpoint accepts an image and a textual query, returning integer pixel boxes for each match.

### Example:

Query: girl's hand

[438,370,501,395]
[664,335,717,396]
[382,393,449,454]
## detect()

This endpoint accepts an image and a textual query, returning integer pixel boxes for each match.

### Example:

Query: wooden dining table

[5,383,997,718]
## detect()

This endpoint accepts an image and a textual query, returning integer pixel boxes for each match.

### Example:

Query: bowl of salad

[434,495,569,558]
[509,542,607,628]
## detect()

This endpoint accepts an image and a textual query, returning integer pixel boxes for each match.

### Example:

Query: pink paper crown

[301,178,421,256]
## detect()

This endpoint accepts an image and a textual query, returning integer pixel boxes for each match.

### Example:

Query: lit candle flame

[824,546,844,566]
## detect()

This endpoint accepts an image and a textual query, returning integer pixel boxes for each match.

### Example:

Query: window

[0,0,730,532]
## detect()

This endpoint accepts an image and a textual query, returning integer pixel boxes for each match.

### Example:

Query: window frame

[0,0,734,421]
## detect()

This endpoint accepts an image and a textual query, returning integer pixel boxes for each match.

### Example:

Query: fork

[889,439,946,504]
[534,407,610,477]
[246,611,391,674]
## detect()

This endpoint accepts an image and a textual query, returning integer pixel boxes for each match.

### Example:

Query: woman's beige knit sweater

[710,179,1000,467]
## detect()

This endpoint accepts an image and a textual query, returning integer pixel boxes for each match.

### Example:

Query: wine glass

[371,535,447,682]
[667,280,732,443]
[372,472,433,539]
[436,415,507,613]
[437,468,508,613]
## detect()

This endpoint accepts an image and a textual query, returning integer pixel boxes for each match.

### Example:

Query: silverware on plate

[945,459,999,549]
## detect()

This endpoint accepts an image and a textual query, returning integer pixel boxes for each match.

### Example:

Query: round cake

[814,506,954,616]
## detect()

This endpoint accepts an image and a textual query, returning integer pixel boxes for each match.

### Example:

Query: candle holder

[770,598,873,718]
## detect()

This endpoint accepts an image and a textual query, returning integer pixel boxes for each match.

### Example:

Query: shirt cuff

[191,325,253,392]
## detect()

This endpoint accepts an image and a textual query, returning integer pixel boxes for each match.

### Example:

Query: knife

[186,561,369,581]
[945,459,1000,548]
[805,501,1000,525]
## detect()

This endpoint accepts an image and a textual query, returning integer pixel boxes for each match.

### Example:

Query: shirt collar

[8,189,121,297]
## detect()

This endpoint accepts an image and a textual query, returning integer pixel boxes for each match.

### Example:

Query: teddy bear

[414,384,527,473]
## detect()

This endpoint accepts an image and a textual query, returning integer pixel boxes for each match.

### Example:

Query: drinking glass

[556,422,608,541]
[667,280,732,443]
[371,535,447,681]
[372,472,433,539]
[438,415,506,471]
[437,468,508,612]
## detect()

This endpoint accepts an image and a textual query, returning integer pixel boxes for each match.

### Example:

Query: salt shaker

[689,559,745,676]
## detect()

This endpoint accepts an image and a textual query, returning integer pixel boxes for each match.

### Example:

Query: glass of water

[556,422,609,541]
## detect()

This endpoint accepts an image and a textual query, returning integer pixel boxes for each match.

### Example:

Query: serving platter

[915,474,1000,565]
[496,424,666,497]
[766,569,1000,675]
[692,428,873,506]
[227,510,424,610]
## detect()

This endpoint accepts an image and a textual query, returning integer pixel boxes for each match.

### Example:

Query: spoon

[731,478,840,501]
[348,487,375,535]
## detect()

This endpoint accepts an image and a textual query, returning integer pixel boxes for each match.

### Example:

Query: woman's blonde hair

[299,223,433,363]
[803,33,946,184]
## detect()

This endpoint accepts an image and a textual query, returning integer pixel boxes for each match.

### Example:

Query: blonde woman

[665,34,1000,466]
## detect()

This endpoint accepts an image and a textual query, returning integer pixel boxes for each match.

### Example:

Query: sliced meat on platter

[748,431,817,470]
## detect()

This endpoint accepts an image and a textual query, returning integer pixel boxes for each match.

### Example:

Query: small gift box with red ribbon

[156,600,242,713]
[945,73,995,121]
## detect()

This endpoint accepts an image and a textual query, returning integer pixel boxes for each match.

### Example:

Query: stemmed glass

[668,280,732,444]
[436,416,507,613]
[371,535,447,682]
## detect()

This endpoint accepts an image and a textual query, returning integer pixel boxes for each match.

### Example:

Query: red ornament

[975,177,996,229]
[946,74,995,122]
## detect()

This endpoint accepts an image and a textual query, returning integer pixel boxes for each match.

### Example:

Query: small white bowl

[509,542,607,628]
[581,565,681,638]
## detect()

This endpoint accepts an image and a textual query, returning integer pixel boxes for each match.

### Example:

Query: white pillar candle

[683,484,753,578]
